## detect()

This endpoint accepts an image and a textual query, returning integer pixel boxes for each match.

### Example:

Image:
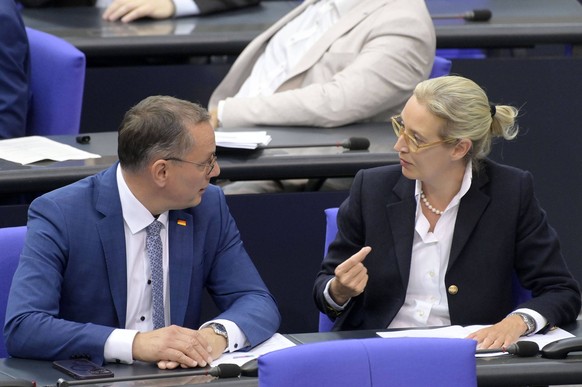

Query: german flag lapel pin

[177,219,187,227]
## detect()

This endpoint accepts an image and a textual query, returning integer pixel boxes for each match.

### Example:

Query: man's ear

[451,138,472,161]
[150,159,169,187]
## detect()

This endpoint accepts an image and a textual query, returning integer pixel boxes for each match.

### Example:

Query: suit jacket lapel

[95,165,128,328]
[168,211,195,326]
[229,0,315,82]
[282,0,389,86]
[386,176,416,289]
[448,169,490,268]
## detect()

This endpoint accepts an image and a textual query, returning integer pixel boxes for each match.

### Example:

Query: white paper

[211,333,296,367]
[215,131,272,149]
[0,136,101,165]
[377,325,575,356]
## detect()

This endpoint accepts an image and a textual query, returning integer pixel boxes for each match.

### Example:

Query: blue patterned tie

[146,220,165,329]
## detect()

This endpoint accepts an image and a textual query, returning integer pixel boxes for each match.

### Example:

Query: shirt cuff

[513,308,548,335]
[173,0,201,17]
[200,319,249,352]
[324,278,350,311]
[104,329,139,364]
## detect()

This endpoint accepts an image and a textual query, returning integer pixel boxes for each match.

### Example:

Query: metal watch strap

[509,312,536,336]
[210,323,228,344]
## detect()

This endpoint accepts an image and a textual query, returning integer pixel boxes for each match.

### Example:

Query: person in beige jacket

[209,0,436,129]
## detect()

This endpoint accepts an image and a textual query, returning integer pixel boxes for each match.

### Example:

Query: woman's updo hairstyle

[413,75,519,171]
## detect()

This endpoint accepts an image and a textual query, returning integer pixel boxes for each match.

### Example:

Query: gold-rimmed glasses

[391,115,456,152]
[164,153,217,176]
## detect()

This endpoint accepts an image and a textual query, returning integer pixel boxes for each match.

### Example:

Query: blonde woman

[314,75,580,350]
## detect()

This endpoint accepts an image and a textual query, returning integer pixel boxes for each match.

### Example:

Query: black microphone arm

[475,341,539,357]
[56,364,241,387]
[431,9,492,22]
[262,136,370,151]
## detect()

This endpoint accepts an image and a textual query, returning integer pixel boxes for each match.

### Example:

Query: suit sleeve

[194,0,260,15]
[202,187,280,347]
[4,195,115,364]
[512,170,581,326]
[313,170,366,319]
[0,1,29,138]
[217,5,435,128]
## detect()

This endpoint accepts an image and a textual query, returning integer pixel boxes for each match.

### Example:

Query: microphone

[263,137,370,151]
[431,9,492,22]
[476,341,539,357]
[56,363,241,387]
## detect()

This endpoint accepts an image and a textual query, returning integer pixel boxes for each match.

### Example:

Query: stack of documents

[0,136,101,165]
[215,131,272,150]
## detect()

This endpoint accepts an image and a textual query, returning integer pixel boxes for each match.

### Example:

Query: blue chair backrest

[25,27,86,136]
[429,56,452,79]
[320,207,531,332]
[258,337,477,387]
[0,226,27,358]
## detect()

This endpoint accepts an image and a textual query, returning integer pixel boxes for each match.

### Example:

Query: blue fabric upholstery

[258,337,477,387]
[428,56,452,79]
[319,207,339,332]
[0,226,27,358]
[25,27,86,136]
[320,207,532,332]
[436,48,486,60]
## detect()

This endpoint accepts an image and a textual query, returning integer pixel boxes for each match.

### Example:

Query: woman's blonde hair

[413,75,519,171]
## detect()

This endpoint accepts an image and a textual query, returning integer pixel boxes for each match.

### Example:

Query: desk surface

[21,0,582,60]
[3,323,582,387]
[0,123,397,195]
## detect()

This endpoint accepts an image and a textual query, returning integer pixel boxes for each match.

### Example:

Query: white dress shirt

[388,163,474,328]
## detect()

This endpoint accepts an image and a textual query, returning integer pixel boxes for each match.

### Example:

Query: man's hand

[466,314,527,350]
[329,246,371,305]
[102,0,175,23]
[132,325,217,369]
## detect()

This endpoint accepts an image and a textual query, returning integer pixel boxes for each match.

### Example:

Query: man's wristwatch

[509,312,536,336]
[209,323,229,344]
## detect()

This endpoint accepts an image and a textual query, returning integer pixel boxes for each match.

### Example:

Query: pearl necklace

[420,191,444,215]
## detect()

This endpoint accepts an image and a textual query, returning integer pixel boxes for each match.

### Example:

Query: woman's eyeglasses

[391,115,455,152]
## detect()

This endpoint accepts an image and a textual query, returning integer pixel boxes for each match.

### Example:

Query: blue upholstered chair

[320,207,531,332]
[25,27,86,136]
[258,337,477,387]
[0,226,27,358]
[429,56,452,79]
[436,48,486,60]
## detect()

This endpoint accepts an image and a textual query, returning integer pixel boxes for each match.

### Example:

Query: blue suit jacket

[0,0,29,139]
[314,160,581,331]
[4,164,280,363]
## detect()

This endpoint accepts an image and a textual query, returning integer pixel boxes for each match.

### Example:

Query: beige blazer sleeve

[209,0,436,129]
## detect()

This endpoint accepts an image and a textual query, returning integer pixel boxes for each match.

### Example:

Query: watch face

[212,323,228,337]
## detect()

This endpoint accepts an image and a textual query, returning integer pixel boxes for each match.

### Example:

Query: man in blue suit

[4,96,280,368]
[0,0,29,139]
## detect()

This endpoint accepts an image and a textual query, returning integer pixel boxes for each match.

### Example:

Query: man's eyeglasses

[164,153,217,176]
[391,115,456,152]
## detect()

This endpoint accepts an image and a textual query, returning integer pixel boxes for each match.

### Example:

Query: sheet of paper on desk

[211,333,296,367]
[215,131,272,149]
[0,136,101,165]
[377,325,574,354]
